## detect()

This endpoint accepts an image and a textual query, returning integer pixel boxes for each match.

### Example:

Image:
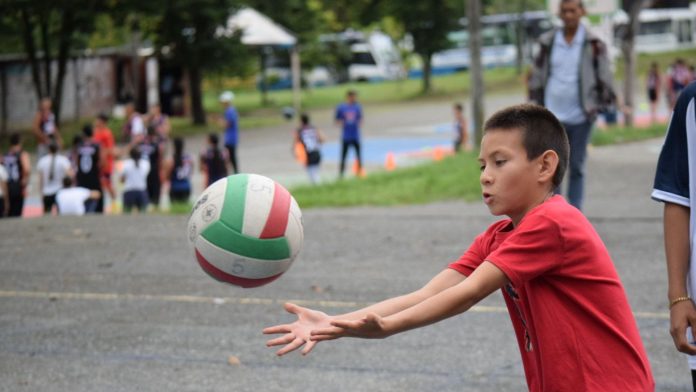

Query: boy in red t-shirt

[263,104,654,391]
[93,113,116,207]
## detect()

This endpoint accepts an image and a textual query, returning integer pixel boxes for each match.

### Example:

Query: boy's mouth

[482,192,493,204]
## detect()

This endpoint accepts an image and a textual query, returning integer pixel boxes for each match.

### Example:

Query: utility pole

[467,0,485,148]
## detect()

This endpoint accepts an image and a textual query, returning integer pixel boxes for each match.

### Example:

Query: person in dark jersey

[75,125,104,213]
[294,113,324,185]
[2,133,31,217]
[200,133,228,187]
[138,127,164,209]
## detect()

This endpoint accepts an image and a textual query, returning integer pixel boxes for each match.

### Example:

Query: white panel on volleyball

[241,174,276,237]
[187,177,228,248]
[285,197,304,258]
[195,236,293,279]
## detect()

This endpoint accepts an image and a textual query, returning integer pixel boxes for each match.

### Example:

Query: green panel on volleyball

[219,173,249,232]
[201,220,291,260]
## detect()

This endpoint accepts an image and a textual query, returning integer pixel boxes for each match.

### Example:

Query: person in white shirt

[55,176,101,216]
[36,142,72,214]
[124,101,145,147]
[0,164,9,217]
[121,146,150,213]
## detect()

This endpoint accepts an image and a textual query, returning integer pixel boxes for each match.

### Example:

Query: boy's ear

[537,150,559,184]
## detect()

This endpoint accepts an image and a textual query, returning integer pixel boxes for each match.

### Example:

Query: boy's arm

[664,202,696,354]
[263,268,466,356]
[312,261,507,340]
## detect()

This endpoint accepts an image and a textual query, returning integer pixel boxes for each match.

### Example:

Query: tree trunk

[468,0,485,148]
[19,9,44,101]
[1,64,7,139]
[188,66,207,125]
[515,0,527,75]
[421,52,432,93]
[53,8,74,124]
[259,49,269,106]
[39,11,52,98]
[621,1,644,127]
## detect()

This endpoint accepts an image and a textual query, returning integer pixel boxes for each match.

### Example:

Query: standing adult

[0,163,9,218]
[646,62,661,124]
[220,91,239,174]
[138,127,164,209]
[527,0,615,211]
[36,142,72,215]
[667,59,692,110]
[75,125,104,213]
[123,101,146,147]
[32,97,62,158]
[147,104,171,141]
[652,80,696,389]
[93,113,116,207]
[335,90,363,178]
[3,133,31,217]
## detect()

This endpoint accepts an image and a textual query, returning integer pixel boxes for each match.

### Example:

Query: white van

[348,31,405,82]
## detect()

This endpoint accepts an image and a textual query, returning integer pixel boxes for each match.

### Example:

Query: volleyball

[187,174,303,288]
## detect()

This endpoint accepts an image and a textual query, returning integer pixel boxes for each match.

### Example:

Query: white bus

[429,11,553,73]
[613,4,696,53]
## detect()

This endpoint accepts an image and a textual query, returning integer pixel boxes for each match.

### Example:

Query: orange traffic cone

[385,152,396,171]
[294,142,307,165]
[433,146,444,161]
[352,160,366,178]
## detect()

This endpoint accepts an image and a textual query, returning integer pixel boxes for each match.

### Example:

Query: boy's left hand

[311,313,391,341]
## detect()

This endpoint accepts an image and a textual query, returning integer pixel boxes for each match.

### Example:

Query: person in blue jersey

[652,80,696,389]
[220,91,240,174]
[294,113,325,185]
[335,90,363,178]
[163,137,193,204]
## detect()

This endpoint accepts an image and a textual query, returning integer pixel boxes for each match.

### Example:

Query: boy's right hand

[263,303,333,356]
[670,300,696,355]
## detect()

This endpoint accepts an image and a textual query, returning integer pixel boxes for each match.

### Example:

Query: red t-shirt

[449,196,653,391]
[93,127,115,174]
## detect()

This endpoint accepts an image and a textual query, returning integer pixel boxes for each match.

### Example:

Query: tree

[387,0,459,93]
[1,0,104,122]
[154,0,249,125]
[619,0,651,126]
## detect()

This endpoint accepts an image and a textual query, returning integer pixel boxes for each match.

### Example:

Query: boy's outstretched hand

[311,313,391,341]
[263,303,333,356]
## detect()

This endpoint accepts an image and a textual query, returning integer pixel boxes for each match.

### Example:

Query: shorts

[123,190,149,213]
[306,151,321,166]
[648,88,657,102]
[43,194,57,214]
[169,189,191,203]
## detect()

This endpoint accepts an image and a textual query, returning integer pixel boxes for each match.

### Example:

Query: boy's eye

[479,164,486,172]
[495,159,506,166]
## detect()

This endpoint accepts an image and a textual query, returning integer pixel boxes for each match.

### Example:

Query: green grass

[614,48,696,82]
[591,122,666,146]
[204,67,526,114]
[291,122,668,209]
[291,151,482,208]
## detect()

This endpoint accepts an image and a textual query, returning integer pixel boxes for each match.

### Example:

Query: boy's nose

[480,170,493,185]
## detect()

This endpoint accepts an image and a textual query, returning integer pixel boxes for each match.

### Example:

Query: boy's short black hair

[484,104,569,188]
[82,124,93,137]
[9,132,21,146]
[300,113,310,125]
[62,176,73,188]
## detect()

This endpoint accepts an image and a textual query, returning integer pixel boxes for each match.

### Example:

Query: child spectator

[55,176,101,216]
[36,142,72,214]
[294,113,324,185]
[453,102,469,152]
[162,137,193,204]
[3,133,31,217]
[120,147,150,214]
[200,133,228,187]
